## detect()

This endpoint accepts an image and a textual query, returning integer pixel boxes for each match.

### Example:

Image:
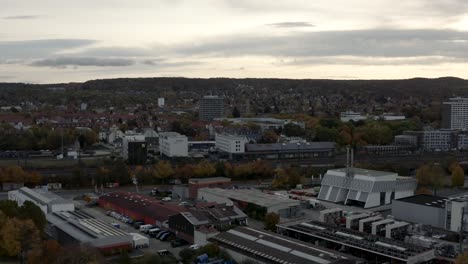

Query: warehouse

[99,191,186,226]
[211,226,365,264]
[47,210,133,255]
[198,188,301,218]
[318,167,417,208]
[8,187,75,214]
[391,194,448,229]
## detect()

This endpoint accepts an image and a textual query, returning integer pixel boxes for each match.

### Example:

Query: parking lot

[78,202,188,258]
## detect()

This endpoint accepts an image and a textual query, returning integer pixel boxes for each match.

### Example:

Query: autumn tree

[451,163,465,187]
[416,163,446,195]
[415,187,433,195]
[264,212,280,231]
[152,161,175,183]
[0,218,41,262]
[193,161,216,178]
[455,251,468,264]
[18,201,46,232]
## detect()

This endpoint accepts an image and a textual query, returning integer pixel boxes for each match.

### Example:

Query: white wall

[365,192,381,208]
[159,134,188,157]
[50,203,75,213]
[395,189,414,199]
[215,134,247,154]
[8,190,48,214]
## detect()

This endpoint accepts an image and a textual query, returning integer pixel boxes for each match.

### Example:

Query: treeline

[0,165,42,186]
[45,159,328,189]
[273,115,422,147]
[0,124,97,150]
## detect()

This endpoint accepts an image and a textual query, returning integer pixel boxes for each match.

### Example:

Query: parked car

[149,228,161,237]
[160,232,174,241]
[189,244,200,250]
[162,197,172,202]
[156,231,169,239]
[171,238,188,248]
[133,221,144,229]
[157,250,173,257]
[140,224,153,233]
[146,226,158,233]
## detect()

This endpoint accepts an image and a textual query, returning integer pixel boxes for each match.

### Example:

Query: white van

[139,224,153,232]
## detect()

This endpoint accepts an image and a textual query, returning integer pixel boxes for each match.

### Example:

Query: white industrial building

[8,187,75,214]
[318,167,417,208]
[215,133,247,154]
[159,132,188,157]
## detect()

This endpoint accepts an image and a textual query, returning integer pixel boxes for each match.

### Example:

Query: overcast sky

[2,0,468,83]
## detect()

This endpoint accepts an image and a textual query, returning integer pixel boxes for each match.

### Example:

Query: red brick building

[99,191,186,226]
[188,177,231,199]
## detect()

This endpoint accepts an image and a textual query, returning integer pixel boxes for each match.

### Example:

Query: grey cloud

[268,22,315,28]
[0,39,96,60]
[142,59,201,67]
[30,57,135,68]
[3,15,41,20]
[70,46,152,57]
[171,29,468,62]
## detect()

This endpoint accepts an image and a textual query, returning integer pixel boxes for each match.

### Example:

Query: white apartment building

[442,97,468,130]
[159,132,188,157]
[215,133,247,154]
[158,97,165,107]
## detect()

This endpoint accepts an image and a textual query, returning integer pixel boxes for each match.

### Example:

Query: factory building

[278,220,435,264]
[47,210,133,255]
[8,187,132,255]
[198,188,301,218]
[211,227,365,264]
[318,167,417,208]
[99,192,186,226]
[392,194,468,233]
[8,187,75,214]
[391,195,448,229]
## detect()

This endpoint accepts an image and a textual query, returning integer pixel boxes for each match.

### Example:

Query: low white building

[318,167,416,208]
[8,187,75,214]
[340,111,367,122]
[159,132,188,157]
[215,133,247,154]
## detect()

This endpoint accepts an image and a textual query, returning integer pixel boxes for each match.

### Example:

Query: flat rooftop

[47,210,132,248]
[18,187,71,206]
[211,227,363,264]
[396,194,448,209]
[331,167,395,177]
[199,188,300,209]
[189,177,231,184]
[246,142,335,152]
[278,220,435,263]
